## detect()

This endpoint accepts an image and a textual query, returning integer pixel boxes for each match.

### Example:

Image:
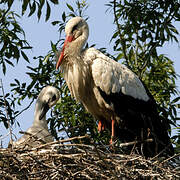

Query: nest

[0,135,179,180]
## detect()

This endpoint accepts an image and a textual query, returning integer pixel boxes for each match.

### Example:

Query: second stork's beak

[39,103,50,120]
[56,35,74,70]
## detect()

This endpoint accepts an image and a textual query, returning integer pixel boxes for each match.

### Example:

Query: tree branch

[0,79,12,142]
[14,98,34,118]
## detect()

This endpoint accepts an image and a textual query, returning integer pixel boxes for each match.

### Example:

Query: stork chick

[12,86,60,148]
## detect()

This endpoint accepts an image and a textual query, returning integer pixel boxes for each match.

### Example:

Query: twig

[19,130,48,144]
[0,79,13,142]
[1,140,179,179]
[0,131,11,140]
[119,138,153,148]
[52,143,93,149]
[14,98,34,118]
[151,139,176,160]
[91,139,119,179]
[0,173,17,180]
[33,134,90,149]
[160,153,180,165]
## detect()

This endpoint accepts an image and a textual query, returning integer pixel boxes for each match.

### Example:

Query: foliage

[0,92,17,128]
[0,0,179,154]
[0,0,59,21]
[107,0,180,152]
[0,9,31,75]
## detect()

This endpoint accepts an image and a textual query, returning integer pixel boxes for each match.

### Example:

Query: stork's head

[56,17,89,70]
[38,86,60,120]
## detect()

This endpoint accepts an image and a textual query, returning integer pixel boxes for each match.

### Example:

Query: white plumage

[12,86,60,148]
[56,17,173,157]
[85,48,149,100]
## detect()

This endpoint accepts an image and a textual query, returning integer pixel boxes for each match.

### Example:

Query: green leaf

[14,79,20,86]
[44,53,51,63]
[12,46,20,61]
[116,53,124,60]
[21,46,32,49]
[27,66,37,72]
[22,83,26,88]
[175,104,180,108]
[37,1,43,20]
[5,93,10,98]
[7,0,14,8]
[171,97,180,104]
[68,13,76,17]
[45,1,51,21]
[50,0,59,4]
[62,12,66,22]
[170,27,178,34]
[128,47,134,60]
[21,51,29,63]
[51,41,56,52]
[37,9,42,20]
[10,83,17,87]
[27,79,36,91]
[28,1,36,17]
[66,3,74,12]
[5,59,14,67]
[39,0,45,7]
[2,62,6,75]
[22,0,29,15]
[51,21,60,26]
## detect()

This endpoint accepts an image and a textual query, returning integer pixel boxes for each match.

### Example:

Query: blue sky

[0,0,179,147]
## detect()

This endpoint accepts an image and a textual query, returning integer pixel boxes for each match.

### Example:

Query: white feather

[84,48,149,101]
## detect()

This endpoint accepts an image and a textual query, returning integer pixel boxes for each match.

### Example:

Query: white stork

[12,86,60,148]
[56,17,173,157]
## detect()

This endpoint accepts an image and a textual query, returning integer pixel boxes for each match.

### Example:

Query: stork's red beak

[56,35,74,70]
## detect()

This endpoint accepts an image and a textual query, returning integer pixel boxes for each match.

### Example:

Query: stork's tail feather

[114,105,174,157]
[98,87,174,157]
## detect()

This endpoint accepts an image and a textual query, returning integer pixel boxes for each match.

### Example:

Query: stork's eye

[52,94,56,102]
[72,24,78,32]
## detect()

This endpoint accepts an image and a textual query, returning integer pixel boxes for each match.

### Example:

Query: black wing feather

[98,87,174,157]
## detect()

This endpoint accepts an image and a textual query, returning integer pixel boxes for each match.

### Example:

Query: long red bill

[56,35,74,70]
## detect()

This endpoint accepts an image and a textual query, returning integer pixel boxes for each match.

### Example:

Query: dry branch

[0,136,179,180]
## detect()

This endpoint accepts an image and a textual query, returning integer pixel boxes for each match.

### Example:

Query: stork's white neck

[33,100,48,130]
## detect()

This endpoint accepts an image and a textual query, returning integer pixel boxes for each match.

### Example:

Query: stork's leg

[98,121,102,132]
[110,119,115,144]
[98,120,105,132]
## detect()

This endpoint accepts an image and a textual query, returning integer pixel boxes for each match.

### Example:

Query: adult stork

[12,86,60,148]
[56,17,173,157]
